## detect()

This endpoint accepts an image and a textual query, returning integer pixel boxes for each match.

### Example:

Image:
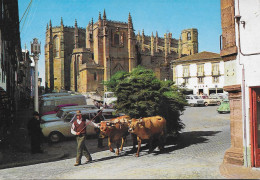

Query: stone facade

[221,0,260,168]
[45,11,198,93]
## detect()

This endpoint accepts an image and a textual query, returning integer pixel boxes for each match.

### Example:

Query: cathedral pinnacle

[61,17,63,26]
[75,19,78,27]
[98,12,101,21]
[128,12,133,29]
[103,9,106,20]
[49,19,52,28]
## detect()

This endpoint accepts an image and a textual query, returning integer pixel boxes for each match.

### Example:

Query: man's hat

[76,110,81,116]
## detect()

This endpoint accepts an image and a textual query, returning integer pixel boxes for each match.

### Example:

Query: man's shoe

[74,162,81,166]
[85,158,92,164]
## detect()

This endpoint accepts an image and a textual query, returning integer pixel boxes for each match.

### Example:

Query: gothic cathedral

[45,10,198,93]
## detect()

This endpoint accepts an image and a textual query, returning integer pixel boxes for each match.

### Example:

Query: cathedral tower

[180,28,198,56]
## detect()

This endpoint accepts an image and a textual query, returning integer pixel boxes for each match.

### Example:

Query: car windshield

[64,113,75,122]
[194,96,199,99]
[56,110,64,118]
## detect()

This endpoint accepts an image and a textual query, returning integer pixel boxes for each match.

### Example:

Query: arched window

[53,36,59,58]
[187,32,191,41]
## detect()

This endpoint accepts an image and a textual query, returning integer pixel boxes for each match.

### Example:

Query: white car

[185,95,205,107]
[41,109,119,143]
[41,105,98,123]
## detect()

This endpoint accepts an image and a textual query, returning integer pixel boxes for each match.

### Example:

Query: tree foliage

[105,66,188,134]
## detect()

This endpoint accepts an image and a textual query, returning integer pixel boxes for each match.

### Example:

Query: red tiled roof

[176,51,221,61]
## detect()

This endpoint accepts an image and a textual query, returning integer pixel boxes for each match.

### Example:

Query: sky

[18,0,221,87]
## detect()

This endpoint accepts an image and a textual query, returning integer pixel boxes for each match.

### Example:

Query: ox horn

[138,118,143,122]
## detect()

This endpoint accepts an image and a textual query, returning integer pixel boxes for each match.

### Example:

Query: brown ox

[128,116,166,157]
[99,115,130,155]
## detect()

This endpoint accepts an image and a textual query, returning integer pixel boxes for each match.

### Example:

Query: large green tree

[105,66,187,134]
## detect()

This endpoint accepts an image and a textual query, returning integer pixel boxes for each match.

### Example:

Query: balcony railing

[212,71,220,76]
[197,71,204,77]
[183,72,190,77]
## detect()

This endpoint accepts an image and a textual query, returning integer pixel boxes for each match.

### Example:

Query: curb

[219,162,260,179]
[0,152,67,170]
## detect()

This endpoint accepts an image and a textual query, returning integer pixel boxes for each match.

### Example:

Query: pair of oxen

[98,115,166,157]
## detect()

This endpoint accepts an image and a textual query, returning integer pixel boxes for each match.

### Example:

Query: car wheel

[190,103,195,107]
[204,102,208,106]
[49,132,63,143]
[217,101,221,106]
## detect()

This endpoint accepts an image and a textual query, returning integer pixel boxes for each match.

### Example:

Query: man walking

[71,110,99,166]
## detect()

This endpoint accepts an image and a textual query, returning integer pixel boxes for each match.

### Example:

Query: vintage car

[198,95,220,106]
[185,95,205,107]
[41,105,98,124]
[42,103,78,116]
[41,109,119,143]
[217,99,230,114]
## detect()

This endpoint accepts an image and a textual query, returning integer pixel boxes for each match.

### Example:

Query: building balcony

[212,71,220,76]
[197,71,205,77]
[183,72,190,78]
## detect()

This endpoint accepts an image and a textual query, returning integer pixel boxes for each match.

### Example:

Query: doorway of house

[250,87,260,167]
[198,89,203,95]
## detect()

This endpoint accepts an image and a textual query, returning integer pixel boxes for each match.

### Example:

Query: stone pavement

[0,106,260,179]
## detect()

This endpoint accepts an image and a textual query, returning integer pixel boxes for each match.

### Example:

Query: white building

[171,51,225,95]
[220,0,260,169]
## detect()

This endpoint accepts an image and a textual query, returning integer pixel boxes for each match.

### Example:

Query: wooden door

[251,88,260,167]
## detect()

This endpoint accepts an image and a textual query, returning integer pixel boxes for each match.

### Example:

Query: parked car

[41,109,119,143]
[217,99,230,114]
[42,103,78,116]
[208,96,222,105]
[198,95,220,106]
[185,95,205,107]
[39,95,87,115]
[41,105,98,124]
[40,92,71,99]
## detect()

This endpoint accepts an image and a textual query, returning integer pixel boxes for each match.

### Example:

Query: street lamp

[31,38,41,112]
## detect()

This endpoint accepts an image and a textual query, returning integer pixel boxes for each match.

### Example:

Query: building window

[197,64,204,77]
[183,65,190,77]
[198,77,204,84]
[187,32,191,41]
[114,33,119,46]
[212,63,219,76]
[53,36,59,58]
[213,76,219,83]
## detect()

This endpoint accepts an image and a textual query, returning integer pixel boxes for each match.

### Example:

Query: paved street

[0,106,230,179]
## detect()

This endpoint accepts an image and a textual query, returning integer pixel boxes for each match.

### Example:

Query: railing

[183,72,190,77]
[197,71,204,77]
[212,71,220,76]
